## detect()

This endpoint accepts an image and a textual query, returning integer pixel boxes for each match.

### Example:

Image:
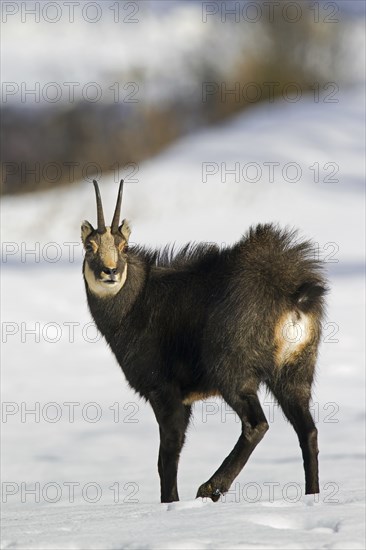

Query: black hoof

[196,482,223,502]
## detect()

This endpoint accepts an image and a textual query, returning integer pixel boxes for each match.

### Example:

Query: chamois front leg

[150,392,191,503]
[196,390,269,502]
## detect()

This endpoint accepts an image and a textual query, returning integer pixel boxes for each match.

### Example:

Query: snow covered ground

[1,85,365,548]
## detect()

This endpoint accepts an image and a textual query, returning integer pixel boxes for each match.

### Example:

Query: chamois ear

[119,219,131,242]
[81,220,94,244]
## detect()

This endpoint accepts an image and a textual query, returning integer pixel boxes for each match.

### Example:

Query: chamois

[82,179,327,503]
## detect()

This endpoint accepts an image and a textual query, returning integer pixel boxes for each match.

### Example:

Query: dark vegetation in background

[1,3,345,195]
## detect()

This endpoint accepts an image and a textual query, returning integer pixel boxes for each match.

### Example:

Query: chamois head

[82,180,131,297]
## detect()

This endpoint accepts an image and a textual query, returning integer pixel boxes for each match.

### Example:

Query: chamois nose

[103,267,117,276]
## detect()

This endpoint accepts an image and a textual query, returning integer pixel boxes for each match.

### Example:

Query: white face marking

[84,262,127,298]
[275,311,313,366]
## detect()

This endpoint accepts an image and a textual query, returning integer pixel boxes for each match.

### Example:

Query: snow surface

[1,86,365,548]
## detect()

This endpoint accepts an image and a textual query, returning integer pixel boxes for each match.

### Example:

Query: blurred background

[1,1,365,548]
[1,0,364,194]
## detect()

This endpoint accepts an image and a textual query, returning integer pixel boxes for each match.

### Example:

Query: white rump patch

[275,311,313,366]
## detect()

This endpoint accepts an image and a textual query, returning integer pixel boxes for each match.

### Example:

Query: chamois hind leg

[196,387,268,502]
[268,379,319,495]
[150,392,191,503]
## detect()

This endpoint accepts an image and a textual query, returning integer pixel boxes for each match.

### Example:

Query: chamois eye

[85,244,94,253]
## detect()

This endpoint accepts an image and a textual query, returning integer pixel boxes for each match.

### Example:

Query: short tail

[292,282,328,313]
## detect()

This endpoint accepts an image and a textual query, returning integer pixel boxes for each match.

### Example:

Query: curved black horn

[93,180,106,233]
[111,179,124,234]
